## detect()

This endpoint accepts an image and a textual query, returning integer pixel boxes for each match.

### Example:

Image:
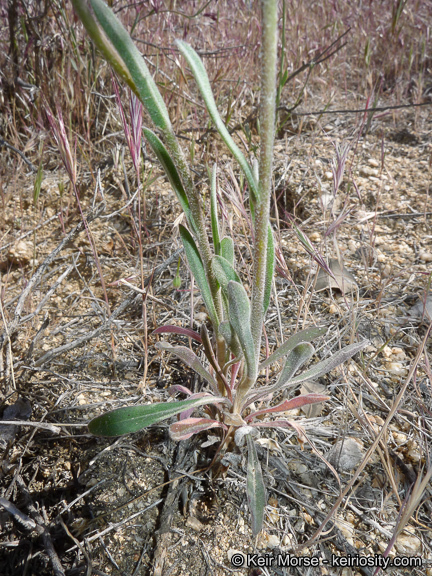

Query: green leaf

[176,40,259,204]
[179,224,219,327]
[246,432,266,536]
[286,340,368,387]
[212,255,241,294]
[227,281,256,381]
[259,326,326,370]
[155,341,219,392]
[220,237,234,266]
[250,339,368,405]
[89,0,172,132]
[210,163,220,255]
[263,225,275,313]
[144,128,197,235]
[277,342,315,389]
[218,321,242,358]
[89,395,224,437]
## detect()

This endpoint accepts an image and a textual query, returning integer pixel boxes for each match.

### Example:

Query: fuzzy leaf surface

[259,326,326,369]
[227,281,256,381]
[89,396,224,437]
[212,256,241,293]
[176,40,258,203]
[179,224,218,327]
[251,339,368,405]
[246,393,330,422]
[156,341,218,392]
[246,433,266,536]
[220,237,235,266]
[277,342,315,389]
[169,417,226,441]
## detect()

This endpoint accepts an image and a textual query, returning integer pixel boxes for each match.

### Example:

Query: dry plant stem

[251,0,278,358]
[295,321,432,553]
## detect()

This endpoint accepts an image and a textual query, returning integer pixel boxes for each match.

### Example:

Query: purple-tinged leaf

[168,385,193,396]
[179,392,217,420]
[169,418,226,441]
[153,325,202,343]
[156,341,219,393]
[245,393,330,422]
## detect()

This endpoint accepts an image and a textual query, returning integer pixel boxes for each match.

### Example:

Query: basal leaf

[246,433,266,536]
[153,325,202,342]
[156,341,218,392]
[246,393,330,422]
[89,395,224,437]
[259,326,326,370]
[176,40,259,203]
[169,417,226,441]
[277,342,315,388]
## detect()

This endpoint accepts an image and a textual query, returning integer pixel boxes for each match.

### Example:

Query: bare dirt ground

[1,2,432,574]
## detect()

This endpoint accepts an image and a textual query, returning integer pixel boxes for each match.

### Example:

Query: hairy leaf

[176,40,259,203]
[89,395,224,437]
[156,341,218,392]
[169,417,226,441]
[251,339,368,405]
[220,237,235,266]
[259,326,326,370]
[179,225,218,327]
[246,393,330,422]
[227,281,256,381]
[212,256,241,293]
[277,342,315,389]
[246,433,266,536]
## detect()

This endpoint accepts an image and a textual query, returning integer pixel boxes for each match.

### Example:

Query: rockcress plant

[71,0,367,535]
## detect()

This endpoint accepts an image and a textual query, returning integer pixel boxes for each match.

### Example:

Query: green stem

[251,0,278,361]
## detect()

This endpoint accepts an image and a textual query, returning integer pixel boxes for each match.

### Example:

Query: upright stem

[251,0,278,360]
